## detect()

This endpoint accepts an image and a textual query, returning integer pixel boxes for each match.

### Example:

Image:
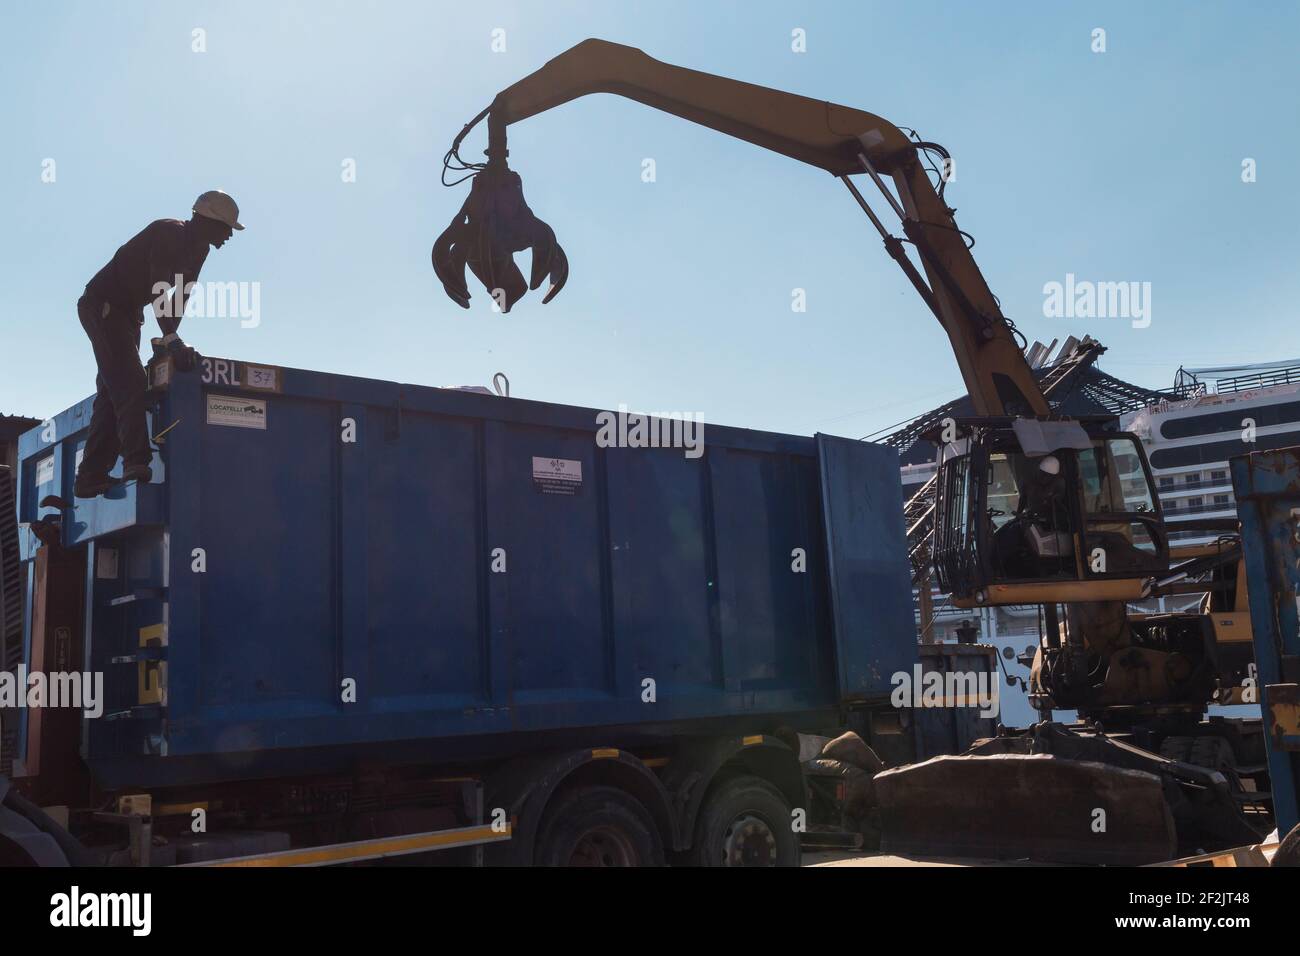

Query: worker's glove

[160,333,197,372]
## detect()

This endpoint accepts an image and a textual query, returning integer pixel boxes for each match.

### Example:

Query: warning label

[532,456,582,496]
[206,395,267,430]
[35,455,54,486]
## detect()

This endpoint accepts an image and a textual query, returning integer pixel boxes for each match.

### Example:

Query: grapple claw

[432,218,471,309]
[468,255,527,313]
[433,162,568,310]
[541,242,568,305]
[528,219,557,291]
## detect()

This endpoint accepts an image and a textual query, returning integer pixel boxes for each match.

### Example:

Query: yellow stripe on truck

[192,824,511,867]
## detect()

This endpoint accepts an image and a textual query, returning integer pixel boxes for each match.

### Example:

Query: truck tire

[1188,736,1235,771]
[690,775,800,867]
[534,785,664,867]
[1159,736,1195,762]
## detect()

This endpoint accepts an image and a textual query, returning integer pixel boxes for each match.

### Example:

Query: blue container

[16,358,917,788]
[1230,447,1300,837]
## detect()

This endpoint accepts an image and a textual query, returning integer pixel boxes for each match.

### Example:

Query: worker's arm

[473,39,1047,416]
[148,233,205,369]
[154,269,197,339]
[152,285,198,372]
[146,222,209,338]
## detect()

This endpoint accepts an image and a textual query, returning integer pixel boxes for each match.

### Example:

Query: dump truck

[1,351,993,866]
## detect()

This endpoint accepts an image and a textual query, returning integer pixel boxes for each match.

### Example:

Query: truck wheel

[1159,736,1195,762]
[691,775,800,867]
[534,785,664,867]
[1188,736,1235,771]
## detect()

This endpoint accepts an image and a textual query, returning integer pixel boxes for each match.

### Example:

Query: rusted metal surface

[1264,683,1300,751]
[1230,446,1300,838]
[12,543,89,806]
[874,752,1176,865]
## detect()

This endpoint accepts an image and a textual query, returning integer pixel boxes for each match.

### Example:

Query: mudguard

[0,777,70,866]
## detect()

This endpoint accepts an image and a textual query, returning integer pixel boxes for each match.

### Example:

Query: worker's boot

[122,463,152,484]
[73,471,116,498]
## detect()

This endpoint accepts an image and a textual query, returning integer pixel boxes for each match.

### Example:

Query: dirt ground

[802,850,1042,867]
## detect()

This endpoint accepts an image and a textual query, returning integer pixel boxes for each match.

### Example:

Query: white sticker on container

[96,547,119,580]
[532,456,582,496]
[206,394,267,430]
[35,455,54,486]
[244,365,279,391]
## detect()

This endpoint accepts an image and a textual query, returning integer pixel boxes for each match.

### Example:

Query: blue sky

[3,1,1298,438]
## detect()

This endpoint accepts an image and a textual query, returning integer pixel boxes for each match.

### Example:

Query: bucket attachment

[875,752,1177,865]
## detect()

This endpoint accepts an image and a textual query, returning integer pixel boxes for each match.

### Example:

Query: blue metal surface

[16,359,918,787]
[817,434,917,695]
[1230,447,1300,837]
[911,644,999,760]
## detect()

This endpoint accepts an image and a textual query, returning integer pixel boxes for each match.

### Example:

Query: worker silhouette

[72,191,243,498]
[1019,454,1072,565]
[1021,454,1066,522]
[993,454,1072,578]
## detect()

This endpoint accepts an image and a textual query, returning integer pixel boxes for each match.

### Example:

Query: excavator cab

[932,419,1168,608]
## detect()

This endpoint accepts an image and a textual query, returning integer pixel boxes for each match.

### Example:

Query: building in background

[1124,361,1300,557]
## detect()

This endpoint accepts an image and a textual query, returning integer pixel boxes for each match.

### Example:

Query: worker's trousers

[77,293,151,477]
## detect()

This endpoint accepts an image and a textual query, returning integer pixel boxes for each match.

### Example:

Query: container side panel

[486,424,608,715]
[36,364,858,782]
[197,395,337,713]
[816,434,918,700]
[363,410,484,709]
[607,447,716,711]
[709,448,832,700]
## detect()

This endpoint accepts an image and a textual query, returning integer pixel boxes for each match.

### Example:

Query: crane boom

[473,38,1049,417]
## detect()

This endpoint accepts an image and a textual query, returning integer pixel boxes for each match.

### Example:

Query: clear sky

[3,1,1298,438]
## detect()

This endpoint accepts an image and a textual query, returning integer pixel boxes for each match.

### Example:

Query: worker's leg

[75,297,121,485]
[79,297,151,469]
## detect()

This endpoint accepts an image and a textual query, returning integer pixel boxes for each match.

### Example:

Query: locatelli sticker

[206,395,268,430]
[532,456,582,495]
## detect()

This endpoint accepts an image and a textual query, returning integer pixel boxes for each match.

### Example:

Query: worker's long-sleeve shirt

[85,219,210,332]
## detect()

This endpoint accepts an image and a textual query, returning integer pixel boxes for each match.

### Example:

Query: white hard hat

[193,190,244,230]
[1038,454,1061,476]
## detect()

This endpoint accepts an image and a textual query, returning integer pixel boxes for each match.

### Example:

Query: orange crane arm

[465,38,1049,417]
